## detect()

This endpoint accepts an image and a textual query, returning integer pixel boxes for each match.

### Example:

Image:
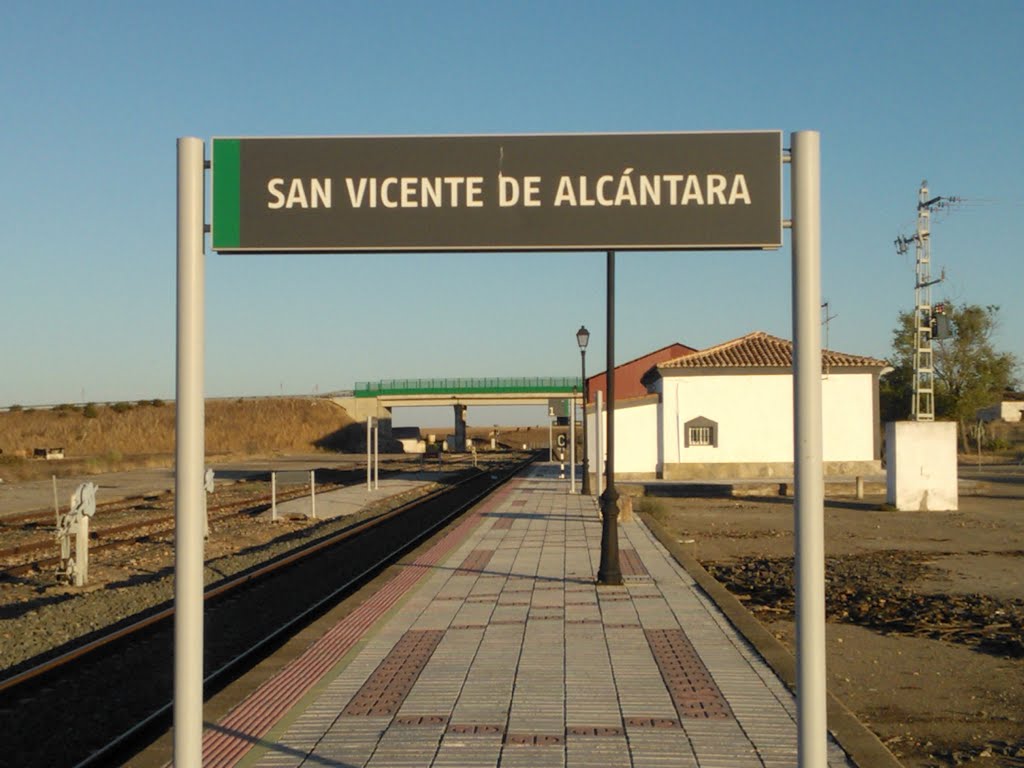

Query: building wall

[1001,402,1024,422]
[586,370,880,479]
[586,344,695,404]
[658,370,878,467]
[585,396,659,478]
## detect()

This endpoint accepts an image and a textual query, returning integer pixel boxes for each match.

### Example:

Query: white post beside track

[174,136,205,768]
[367,418,372,490]
[569,396,576,493]
[75,515,89,587]
[271,471,277,521]
[792,130,827,768]
[374,420,379,490]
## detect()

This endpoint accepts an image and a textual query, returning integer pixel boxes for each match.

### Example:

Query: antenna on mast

[894,180,960,421]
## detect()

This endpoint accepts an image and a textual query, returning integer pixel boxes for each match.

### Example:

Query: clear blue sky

[2,1,1021,427]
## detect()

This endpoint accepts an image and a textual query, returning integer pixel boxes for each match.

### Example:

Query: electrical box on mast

[931,302,952,340]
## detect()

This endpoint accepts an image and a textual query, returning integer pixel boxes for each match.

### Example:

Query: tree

[880,303,1019,449]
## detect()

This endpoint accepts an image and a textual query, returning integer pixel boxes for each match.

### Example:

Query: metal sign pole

[791,130,826,767]
[596,389,604,499]
[310,470,317,519]
[174,136,205,767]
[597,251,622,585]
[569,393,576,493]
[367,418,372,490]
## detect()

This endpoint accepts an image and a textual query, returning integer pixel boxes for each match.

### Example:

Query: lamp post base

[597,487,622,585]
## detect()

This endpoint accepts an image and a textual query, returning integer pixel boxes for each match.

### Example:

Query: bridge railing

[354,377,582,397]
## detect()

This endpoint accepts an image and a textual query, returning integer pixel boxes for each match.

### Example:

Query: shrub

[111,401,133,414]
[635,496,668,522]
[83,403,100,418]
[148,398,166,407]
[9,404,23,412]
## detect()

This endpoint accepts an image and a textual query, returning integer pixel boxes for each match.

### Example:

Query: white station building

[588,331,889,481]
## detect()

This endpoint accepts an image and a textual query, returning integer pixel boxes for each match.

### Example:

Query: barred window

[688,425,714,446]
[683,416,718,448]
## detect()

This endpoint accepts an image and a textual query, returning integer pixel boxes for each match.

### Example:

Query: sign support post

[569,392,576,493]
[174,136,205,767]
[367,418,373,490]
[791,130,826,767]
[597,251,622,585]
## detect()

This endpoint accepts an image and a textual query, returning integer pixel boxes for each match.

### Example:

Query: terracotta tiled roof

[653,331,888,372]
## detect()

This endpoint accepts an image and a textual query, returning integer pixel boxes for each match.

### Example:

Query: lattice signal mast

[894,180,959,421]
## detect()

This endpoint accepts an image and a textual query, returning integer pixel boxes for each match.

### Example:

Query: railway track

[0,453,534,768]
[0,457,441,574]
[0,482,338,576]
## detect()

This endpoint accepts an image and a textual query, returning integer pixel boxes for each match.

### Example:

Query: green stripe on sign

[212,139,241,250]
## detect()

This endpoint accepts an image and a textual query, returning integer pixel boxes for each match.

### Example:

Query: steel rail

[0,483,343,572]
[0,494,163,526]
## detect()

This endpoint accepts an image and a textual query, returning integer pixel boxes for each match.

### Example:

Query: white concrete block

[885,421,958,511]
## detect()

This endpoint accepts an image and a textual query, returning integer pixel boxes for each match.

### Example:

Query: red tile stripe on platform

[200,482,516,767]
[618,548,649,577]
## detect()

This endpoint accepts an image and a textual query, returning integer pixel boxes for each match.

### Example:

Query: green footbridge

[354,377,581,398]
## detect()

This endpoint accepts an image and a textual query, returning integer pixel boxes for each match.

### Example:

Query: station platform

[265,472,448,522]
[199,463,856,768]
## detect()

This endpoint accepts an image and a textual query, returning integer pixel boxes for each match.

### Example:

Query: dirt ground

[645,475,1024,767]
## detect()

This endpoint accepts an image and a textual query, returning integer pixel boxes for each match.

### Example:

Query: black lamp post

[597,251,622,585]
[576,325,591,495]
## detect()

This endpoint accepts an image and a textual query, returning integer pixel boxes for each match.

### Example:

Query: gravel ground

[644,478,1024,768]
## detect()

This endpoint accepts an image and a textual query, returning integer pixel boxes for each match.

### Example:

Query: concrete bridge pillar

[376,403,393,438]
[453,404,467,452]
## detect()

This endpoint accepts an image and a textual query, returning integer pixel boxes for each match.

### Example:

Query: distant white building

[976,397,1024,423]
[587,332,888,480]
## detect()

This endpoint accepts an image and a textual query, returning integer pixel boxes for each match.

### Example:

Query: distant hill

[0,398,357,481]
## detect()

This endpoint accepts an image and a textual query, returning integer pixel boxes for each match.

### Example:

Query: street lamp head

[576,325,590,351]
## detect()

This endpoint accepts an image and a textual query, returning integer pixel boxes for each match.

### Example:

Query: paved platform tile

[223,467,857,768]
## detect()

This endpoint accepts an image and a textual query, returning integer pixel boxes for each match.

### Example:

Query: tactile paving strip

[618,548,649,577]
[201,490,503,768]
[447,723,504,735]
[505,733,565,746]
[341,629,444,716]
[566,725,624,736]
[624,716,683,729]
[395,714,449,726]
[645,628,734,720]
[458,548,495,572]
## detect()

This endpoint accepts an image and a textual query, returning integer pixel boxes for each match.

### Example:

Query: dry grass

[0,398,355,481]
